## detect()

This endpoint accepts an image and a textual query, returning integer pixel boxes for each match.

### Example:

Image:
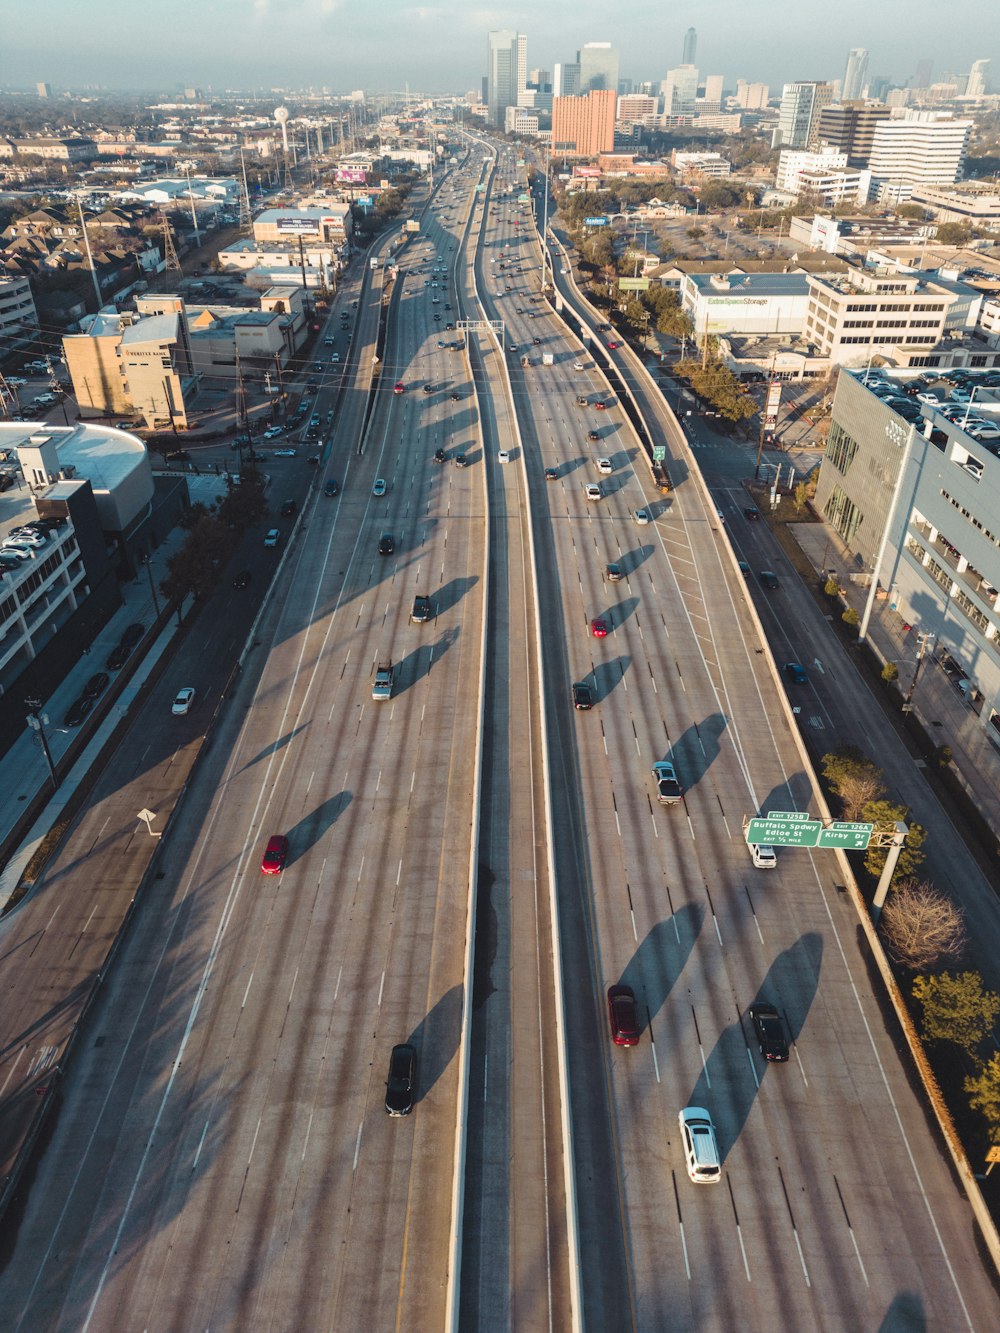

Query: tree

[822,747,886,820]
[933,221,971,246]
[880,881,966,970]
[964,1054,1000,1134]
[842,607,860,627]
[881,662,899,683]
[912,972,1000,1058]
[862,799,926,880]
[793,480,812,513]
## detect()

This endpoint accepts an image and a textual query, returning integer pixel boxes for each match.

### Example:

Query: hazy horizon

[2,0,995,99]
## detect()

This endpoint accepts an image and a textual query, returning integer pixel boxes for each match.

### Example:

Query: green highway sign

[746,817,822,847]
[817,822,874,850]
[652,444,666,462]
[745,813,875,850]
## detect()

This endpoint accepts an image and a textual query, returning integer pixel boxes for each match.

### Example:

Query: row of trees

[160,470,267,608]
[820,745,1000,1142]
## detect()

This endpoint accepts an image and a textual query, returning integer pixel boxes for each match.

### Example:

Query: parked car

[264,528,281,547]
[63,695,94,727]
[82,671,109,700]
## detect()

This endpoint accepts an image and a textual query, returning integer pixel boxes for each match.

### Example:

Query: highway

[0,137,997,1333]
[0,160,487,1330]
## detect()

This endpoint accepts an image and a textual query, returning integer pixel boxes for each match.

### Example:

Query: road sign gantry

[744,810,874,851]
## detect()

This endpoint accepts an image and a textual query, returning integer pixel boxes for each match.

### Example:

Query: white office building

[777,147,871,204]
[868,111,972,203]
[661,65,698,120]
[553,63,580,98]
[578,42,619,94]
[772,82,834,149]
[488,30,526,127]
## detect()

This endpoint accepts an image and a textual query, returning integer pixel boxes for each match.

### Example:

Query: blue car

[784,661,808,684]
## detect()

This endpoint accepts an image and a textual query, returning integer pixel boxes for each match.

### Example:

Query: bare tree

[881,881,967,971]
[838,770,885,821]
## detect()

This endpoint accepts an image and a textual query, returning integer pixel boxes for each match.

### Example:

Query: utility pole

[859,423,916,643]
[24,697,58,790]
[161,214,181,272]
[239,148,253,235]
[77,196,103,310]
[754,351,778,480]
[183,163,200,246]
[902,631,934,712]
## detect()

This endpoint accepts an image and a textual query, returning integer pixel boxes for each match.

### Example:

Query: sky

[1,0,995,97]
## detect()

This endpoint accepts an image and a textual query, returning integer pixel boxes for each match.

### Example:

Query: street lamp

[24,697,58,790]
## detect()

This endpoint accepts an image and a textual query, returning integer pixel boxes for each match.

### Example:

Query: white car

[573,361,585,371]
[264,528,280,547]
[4,530,45,547]
[678,1107,721,1184]
[171,687,196,716]
[273,448,297,457]
[497,449,510,463]
[634,509,651,526]
[373,478,387,496]
[262,426,284,439]
[585,483,602,501]
[596,458,613,475]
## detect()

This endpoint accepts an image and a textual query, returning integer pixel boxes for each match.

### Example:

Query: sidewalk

[0,473,233,910]
[791,521,1000,843]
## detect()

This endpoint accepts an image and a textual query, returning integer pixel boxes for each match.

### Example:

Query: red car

[393,382,406,394]
[607,985,640,1046]
[607,341,619,350]
[591,618,609,638]
[594,400,607,411]
[261,835,289,874]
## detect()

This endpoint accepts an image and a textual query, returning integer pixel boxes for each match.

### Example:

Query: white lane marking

[193,1119,209,1170]
[483,1053,488,1103]
[287,967,299,1009]
[792,1228,810,1287]
[793,1046,808,1088]
[698,1046,712,1088]
[305,770,314,794]
[377,970,385,1008]
[0,1048,26,1099]
[352,1122,364,1170]
[650,1041,661,1085]
[241,973,254,1010]
[677,1221,691,1280]
[735,1222,751,1281]
[301,1108,314,1162]
[629,908,637,942]
[334,965,342,1000]
[746,1047,760,1090]
[247,1115,263,1166]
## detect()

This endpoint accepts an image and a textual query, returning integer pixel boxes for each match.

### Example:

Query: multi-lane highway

[0,139,996,1333]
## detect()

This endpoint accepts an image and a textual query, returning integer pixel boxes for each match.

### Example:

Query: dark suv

[385,1043,417,1116]
[411,594,433,623]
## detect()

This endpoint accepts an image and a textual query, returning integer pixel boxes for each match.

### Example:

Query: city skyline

[1,0,995,96]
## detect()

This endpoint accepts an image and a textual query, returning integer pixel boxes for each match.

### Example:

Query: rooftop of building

[254,204,350,223]
[0,421,148,503]
[684,270,814,296]
[120,312,179,346]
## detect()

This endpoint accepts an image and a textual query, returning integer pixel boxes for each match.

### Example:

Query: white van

[750,844,777,870]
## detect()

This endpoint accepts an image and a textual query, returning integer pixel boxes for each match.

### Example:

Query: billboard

[584,216,608,226]
[276,216,319,234]
[336,167,367,184]
[575,166,602,179]
[764,381,782,427]
[619,277,650,291]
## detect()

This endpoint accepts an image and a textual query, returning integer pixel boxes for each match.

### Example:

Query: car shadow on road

[685,931,823,1164]
[408,982,463,1107]
[620,904,704,1033]
[237,723,310,776]
[669,712,727,787]
[435,575,478,617]
[589,654,631,704]
[755,772,816,820]
[393,625,460,697]
[284,790,353,867]
[596,595,639,634]
[618,544,655,576]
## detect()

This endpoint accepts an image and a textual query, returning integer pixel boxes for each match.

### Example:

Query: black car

[433,448,447,463]
[324,478,340,496]
[532,337,542,345]
[64,694,94,727]
[411,594,433,624]
[121,623,145,647]
[423,383,434,394]
[544,467,558,481]
[378,532,395,555]
[572,682,593,710]
[106,643,131,671]
[450,392,461,401]
[233,570,252,589]
[587,430,600,442]
[749,1002,789,1061]
[385,1043,417,1116]
[759,570,779,590]
[744,506,760,521]
[280,499,296,517]
[82,671,109,700]
[166,450,191,462]
[453,453,467,467]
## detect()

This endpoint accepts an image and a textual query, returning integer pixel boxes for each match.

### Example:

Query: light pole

[859,422,917,644]
[902,631,934,712]
[24,697,58,790]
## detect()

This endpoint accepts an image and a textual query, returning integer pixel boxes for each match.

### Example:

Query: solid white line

[792,1229,810,1287]
[0,1048,26,1100]
[746,1047,760,1090]
[735,1223,751,1281]
[192,1119,209,1170]
[483,1052,488,1102]
[352,1121,363,1170]
[629,908,637,942]
[650,1042,661,1085]
[241,972,254,1010]
[678,1220,691,1280]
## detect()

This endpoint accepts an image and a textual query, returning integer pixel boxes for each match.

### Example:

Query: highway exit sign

[745,812,875,850]
[652,445,666,462]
